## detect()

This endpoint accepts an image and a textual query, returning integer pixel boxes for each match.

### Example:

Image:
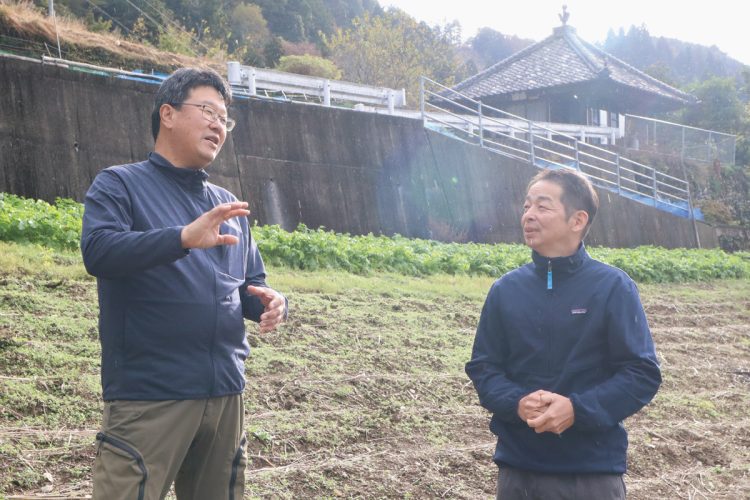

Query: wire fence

[0,34,68,59]
[623,114,736,167]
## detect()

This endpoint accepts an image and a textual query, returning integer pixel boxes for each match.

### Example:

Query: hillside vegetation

[603,25,747,86]
[0,1,210,71]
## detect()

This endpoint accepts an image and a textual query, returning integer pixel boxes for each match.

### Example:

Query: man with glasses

[81,67,286,499]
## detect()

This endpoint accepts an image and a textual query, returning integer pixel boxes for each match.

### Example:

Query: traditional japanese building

[449,10,696,130]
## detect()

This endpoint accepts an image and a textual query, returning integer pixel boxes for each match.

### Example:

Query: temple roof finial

[559,5,570,26]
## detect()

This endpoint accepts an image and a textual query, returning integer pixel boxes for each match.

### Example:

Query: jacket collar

[531,242,589,275]
[148,152,209,194]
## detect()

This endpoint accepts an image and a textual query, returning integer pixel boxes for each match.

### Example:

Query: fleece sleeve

[465,282,529,424]
[569,278,662,431]
[80,170,188,279]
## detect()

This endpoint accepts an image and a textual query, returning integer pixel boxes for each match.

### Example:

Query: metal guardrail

[227,61,406,112]
[420,76,693,215]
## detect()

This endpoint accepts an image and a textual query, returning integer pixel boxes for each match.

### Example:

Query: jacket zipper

[546,259,553,375]
[547,259,553,290]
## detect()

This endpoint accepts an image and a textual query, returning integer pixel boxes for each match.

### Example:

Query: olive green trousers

[92,395,246,500]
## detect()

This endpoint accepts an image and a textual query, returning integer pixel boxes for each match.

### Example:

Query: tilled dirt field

[0,255,748,499]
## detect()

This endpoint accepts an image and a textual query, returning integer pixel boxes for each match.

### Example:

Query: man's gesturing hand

[526,392,575,435]
[247,286,286,333]
[181,202,250,249]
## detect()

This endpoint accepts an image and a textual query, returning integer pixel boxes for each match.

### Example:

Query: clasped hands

[517,389,575,435]
[180,202,285,333]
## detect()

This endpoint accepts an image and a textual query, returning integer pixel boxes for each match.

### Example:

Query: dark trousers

[497,466,626,500]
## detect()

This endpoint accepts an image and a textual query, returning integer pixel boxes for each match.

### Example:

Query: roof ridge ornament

[599,57,611,78]
[559,5,570,26]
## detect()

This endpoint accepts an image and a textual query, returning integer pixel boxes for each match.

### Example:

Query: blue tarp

[116,70,168,85]
[611,189,704,221]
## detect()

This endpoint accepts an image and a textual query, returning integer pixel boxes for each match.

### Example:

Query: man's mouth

[205,136,219,146]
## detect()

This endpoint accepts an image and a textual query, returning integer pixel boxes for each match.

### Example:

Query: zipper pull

[547,260,553,290]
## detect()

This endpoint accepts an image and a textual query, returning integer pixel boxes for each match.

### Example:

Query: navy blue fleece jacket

[82,153,279,401]
[465,244,661,474]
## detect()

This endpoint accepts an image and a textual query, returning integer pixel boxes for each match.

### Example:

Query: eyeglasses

[174,102,236,131]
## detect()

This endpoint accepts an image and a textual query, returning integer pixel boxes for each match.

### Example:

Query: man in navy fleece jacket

[466,168,661,500]
[82,67,286,499]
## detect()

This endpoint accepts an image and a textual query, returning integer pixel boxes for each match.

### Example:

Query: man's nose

[208,118,223,133]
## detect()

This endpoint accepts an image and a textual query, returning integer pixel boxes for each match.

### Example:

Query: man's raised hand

[181,202,250,249]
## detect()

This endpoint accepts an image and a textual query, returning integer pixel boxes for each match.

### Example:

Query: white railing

[227,61,406,112]
[420,76,694,215]
[352,104,619,142]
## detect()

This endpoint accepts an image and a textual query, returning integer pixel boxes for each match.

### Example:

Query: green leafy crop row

[252,224,750,283]
[0,194,83,251]
[1,193,748,283]
[252,223,532,277]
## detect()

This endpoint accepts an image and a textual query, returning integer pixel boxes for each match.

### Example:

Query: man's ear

[569,210,589,235]
[159,103,176,131]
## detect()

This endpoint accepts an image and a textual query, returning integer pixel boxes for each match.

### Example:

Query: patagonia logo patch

[571,308,587,315]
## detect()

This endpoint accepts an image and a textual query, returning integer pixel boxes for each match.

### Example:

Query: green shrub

[697,199,735,225]
[275,54,342,79]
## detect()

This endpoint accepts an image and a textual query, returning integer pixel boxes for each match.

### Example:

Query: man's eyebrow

[196,100,227,111]
[525,194,554,202]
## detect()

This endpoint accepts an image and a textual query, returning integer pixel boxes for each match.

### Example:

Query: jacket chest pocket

[549,302,607,363]
[548,303,591,335]
[213,221,247,281]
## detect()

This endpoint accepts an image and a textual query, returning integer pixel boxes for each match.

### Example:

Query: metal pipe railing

[418,76,695,215]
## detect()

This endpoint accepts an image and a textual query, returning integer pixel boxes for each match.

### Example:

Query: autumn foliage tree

[228,3,271,64]
[324,8,464,103]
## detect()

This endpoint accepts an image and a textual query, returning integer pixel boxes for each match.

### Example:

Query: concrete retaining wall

[0,56,717,248]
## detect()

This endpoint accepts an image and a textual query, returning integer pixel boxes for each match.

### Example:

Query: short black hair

[527,168,599,235]
[151,67,232,141]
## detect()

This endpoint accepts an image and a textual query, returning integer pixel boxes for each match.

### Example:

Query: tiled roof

[451,25,696,106]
